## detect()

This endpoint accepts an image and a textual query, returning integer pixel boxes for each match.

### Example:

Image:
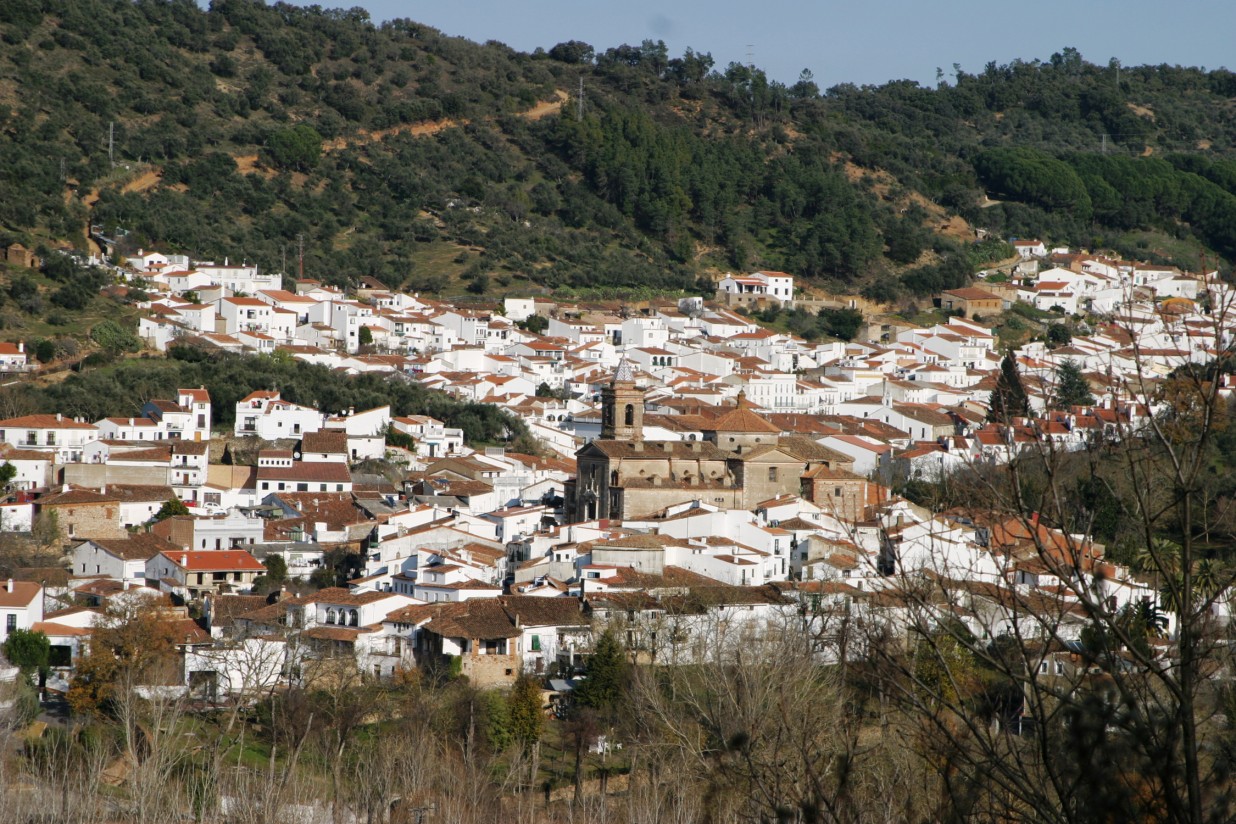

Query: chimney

[5,579,11,593]
[181,554,189,566]
[56,413,62,423]
[17,342,22,353]
[129,418,134,426]
[123,580,130,591]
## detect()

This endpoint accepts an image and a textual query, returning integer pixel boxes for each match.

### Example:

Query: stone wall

[49,502,125,541]
[62,464,169,487]
[620,486,742,519]
[462,647,520,687]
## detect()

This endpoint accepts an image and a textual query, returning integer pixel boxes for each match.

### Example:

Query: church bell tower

[601,357,644,441]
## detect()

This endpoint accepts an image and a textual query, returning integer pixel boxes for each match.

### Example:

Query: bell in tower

[601,357,644,441]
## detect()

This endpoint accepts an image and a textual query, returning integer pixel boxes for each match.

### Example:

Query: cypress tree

[988,352,1031,422]
[508,671,544,749]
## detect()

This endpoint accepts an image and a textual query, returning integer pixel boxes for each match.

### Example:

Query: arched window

[348,610,359,627]
[326,608,337,625]
[624,404,635,426]
[610,470,619,485]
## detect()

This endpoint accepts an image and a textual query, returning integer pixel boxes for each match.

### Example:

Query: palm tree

[1192,558,1224,602]
[1134,538,1181,612]
[1134,538,1182,579]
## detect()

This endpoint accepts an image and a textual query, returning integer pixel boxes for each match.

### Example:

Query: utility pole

[297,232,304,279]
[576,75,584,121]
[108,121,114,167]
[1101,133,1108,155]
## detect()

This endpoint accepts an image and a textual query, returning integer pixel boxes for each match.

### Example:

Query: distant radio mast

[576,75,585,121]
[297,232,305,278]
[108,121,115,167]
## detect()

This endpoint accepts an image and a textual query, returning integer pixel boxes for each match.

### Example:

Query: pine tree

[573,629,627,714]
[1052,359,1095,409]
[988,352,1031,422]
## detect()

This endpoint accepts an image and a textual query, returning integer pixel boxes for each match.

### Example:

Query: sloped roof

[159,550,265,572]
[0,581,41,607]
[301,430,349,454]
[39,488,118,506]
[498,596,588,627]
[0,415,97,430]
[83,534,181,561]
[703,393,781,434]
[208,594,271,628]
[778,435,853,464]
[423,599,522,640]
[583,441,729,460]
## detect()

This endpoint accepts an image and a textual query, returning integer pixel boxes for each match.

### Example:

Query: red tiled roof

[158,550,265,572]
[0,581,41,607]
[0,415,96,430]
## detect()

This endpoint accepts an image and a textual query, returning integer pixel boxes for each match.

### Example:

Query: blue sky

[291,0,1236,86]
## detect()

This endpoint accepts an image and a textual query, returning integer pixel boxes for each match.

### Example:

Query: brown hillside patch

[518,90,568,120]
[1127,102,1155,120]
[121,168,162,195]
[838,159,973,239]
[937,214,974,242]
[234,154,274,179]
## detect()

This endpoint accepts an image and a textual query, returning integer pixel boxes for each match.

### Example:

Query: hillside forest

[3,3,1236,301]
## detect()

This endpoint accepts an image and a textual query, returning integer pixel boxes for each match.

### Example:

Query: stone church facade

[568,365,852,521]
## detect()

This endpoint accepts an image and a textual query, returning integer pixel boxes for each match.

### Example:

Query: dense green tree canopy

[0,4,1235,298]
[21,345,529,448]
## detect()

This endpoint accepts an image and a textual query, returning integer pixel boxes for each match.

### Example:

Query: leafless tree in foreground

[625,615,926,824]
[861,301,1236,823]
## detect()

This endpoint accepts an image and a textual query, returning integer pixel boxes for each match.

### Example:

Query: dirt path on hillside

[84,91,570,205]
[122,168,162,194]
[518,89,568,120]
[320,88,567,152]
[74,167,161,255]
[321,117,465,153]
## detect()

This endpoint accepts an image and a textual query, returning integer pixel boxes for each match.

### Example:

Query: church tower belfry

[601,357,644,441]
